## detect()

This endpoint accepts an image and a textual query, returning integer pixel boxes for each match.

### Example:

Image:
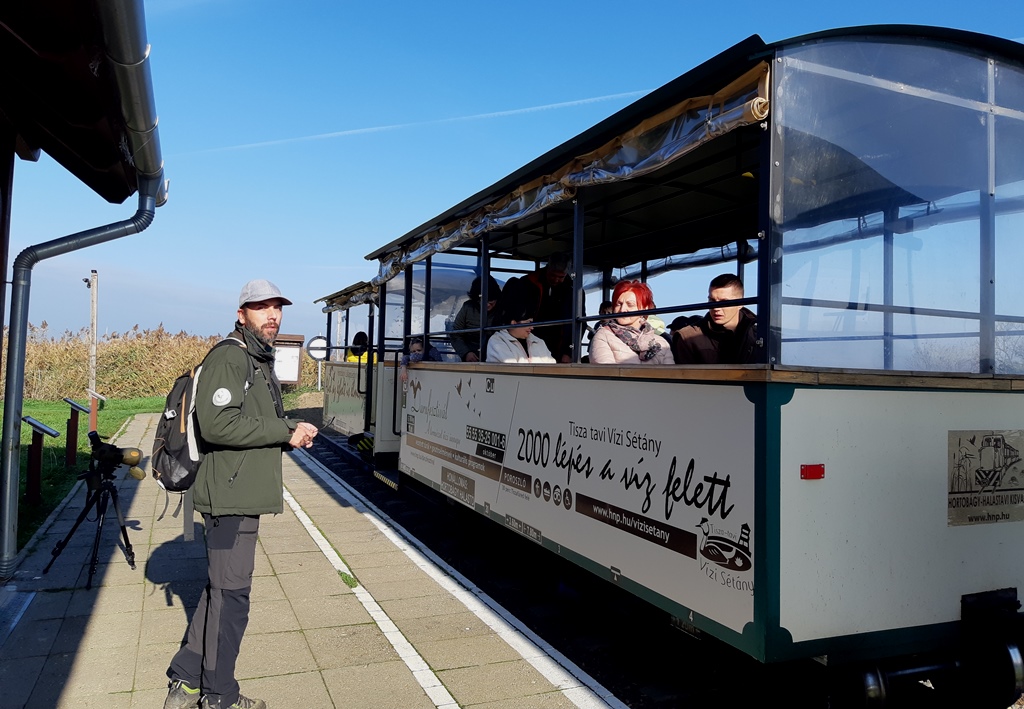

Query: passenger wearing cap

[164,279,317,709]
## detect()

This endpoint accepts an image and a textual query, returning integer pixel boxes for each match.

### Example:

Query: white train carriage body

[778,383,1024,660]
[398,367,1024,663]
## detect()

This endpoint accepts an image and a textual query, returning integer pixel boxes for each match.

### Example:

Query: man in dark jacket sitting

[672,274,759,364]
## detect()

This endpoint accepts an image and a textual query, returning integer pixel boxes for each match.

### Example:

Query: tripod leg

[42,489,101,575]
[86,490,109,590]
[107,485,136,570]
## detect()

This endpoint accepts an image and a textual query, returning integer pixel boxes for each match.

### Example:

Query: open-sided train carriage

[317,26,1024,706]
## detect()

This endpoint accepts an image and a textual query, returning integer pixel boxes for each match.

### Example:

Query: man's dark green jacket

[192,326,296,516]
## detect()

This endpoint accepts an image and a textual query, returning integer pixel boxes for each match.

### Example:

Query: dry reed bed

[2,324,318,400]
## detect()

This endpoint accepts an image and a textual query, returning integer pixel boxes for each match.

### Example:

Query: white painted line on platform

[281,484,458,709]
[0,587,34,649]
[290,448,626,709]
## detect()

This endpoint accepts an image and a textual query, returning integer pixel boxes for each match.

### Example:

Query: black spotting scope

[88,431,145,479]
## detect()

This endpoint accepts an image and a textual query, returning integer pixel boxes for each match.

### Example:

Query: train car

[976,434,1022,491]
[316,26,1024,706]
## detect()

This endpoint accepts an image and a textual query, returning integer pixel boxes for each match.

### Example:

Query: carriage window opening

[429,253,479,338]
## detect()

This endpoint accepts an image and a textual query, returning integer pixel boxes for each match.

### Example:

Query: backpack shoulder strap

[208,336,256,390]
[188,337,256,457]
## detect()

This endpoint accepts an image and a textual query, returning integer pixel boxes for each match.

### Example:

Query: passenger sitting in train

[515,253,574,363]
[589,280,674,365]
[583,300,615,362]
[399,337,442,382]
[672,274,759,364]
[593,300,613,331]
[344,331,376,363]
[668,315,694,341]
[450,275,501,362]
[485,291,556,364]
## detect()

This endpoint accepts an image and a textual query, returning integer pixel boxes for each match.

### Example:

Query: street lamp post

[83,270,97,431]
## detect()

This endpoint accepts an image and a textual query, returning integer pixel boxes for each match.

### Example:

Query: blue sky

[7,0,1024,341]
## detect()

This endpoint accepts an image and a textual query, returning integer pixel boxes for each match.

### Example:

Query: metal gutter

[0,0,167,579]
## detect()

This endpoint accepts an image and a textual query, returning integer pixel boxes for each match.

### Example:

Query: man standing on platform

[164,279,318,709]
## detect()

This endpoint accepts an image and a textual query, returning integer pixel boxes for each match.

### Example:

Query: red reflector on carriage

[800,464,825,480]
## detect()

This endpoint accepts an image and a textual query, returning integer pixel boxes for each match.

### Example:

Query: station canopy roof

[0,0,163,204]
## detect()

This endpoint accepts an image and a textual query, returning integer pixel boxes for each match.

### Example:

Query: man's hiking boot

[164,679,201,709]
[200,693,267,709]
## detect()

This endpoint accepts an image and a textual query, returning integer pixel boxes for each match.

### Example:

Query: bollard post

[22,417,60,506]
[63,398,91,469]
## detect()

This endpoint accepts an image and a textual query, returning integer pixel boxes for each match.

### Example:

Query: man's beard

[244,320,277,346]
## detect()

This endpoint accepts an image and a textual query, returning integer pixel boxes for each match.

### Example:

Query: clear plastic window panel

[383,272,407,346]
[996,59,1024,114]
[995,323,1024,374]
[430,252,479,336]
[775,39,1007,371]
[994,106,1024,327]
[891,314,982,373]
[330,310,346,362]
[781,305,885,369]
[780,38,989,105]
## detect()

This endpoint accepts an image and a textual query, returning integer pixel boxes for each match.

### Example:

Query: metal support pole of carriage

[423,256,432,349]
[479,234,491,358]
[365,300,376,437]
[325,308,333,364]
[980,70,998,374]
[403,266,413,347]
[883,207,896,370]
[758,111,779,366]
[571,199,585,362]
[342,310,349,354]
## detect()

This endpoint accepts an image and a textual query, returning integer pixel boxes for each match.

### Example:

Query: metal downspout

[0,176,160,578]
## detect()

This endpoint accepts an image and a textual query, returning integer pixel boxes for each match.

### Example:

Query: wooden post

[26,429,42,505]
[22,417,60,505]
[66,408,78,468]
[63,398,90,468]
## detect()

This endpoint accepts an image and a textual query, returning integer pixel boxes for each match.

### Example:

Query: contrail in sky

[187,90,649,155]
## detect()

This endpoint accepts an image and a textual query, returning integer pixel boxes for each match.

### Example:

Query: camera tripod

[42,456,136,590]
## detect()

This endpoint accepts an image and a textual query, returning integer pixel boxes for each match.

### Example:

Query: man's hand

[465,351,479,362]
[289,422,319,449]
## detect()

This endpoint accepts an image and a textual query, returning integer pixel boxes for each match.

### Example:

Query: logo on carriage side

[697,518,751,572]
[486,377,494,393]
[948,430,1024,527]
[408,380,422,397]
[950,432,1023,493]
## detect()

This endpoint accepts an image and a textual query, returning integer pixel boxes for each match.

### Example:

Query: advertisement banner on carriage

[400,369,756,631]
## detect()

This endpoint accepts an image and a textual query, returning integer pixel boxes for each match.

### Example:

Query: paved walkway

[0,414,619,709]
